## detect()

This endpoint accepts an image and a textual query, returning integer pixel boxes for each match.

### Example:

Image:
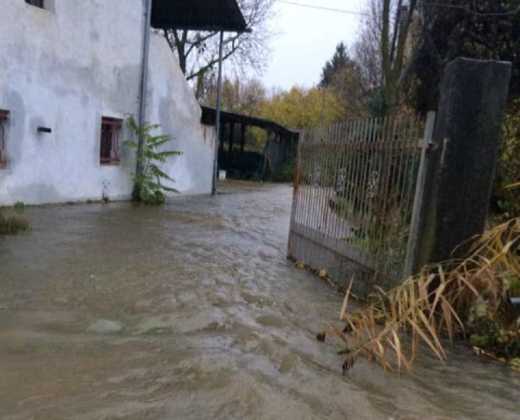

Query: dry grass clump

[326,217,520,372]
[0,212,30,235]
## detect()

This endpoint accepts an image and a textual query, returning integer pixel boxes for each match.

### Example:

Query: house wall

[0,0,214,205]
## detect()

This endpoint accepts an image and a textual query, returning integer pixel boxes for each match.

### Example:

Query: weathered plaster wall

[147,33,216,195]
[0,0,214,205]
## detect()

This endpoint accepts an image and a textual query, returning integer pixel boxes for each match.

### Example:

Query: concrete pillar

[415,58,512,268]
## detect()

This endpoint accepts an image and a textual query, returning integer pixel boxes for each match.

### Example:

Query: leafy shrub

[271,159,295,183]
[494,101,520,218]
[14,201,25,212]
[0,212,30,235]
[126,117,182,205]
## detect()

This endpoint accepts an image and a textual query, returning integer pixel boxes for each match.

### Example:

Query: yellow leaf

[295,261,305,270]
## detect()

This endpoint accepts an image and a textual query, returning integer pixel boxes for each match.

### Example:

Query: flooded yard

[0,181,518,420]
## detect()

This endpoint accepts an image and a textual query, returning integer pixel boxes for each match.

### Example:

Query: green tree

[320,43,370,118]
[411,0,520,114]
[494,99,520,218]
[201,76,267,116]
[381,0,419,111]
[352,0,419,115]
[320,42,350,87]
[260,86,344,129]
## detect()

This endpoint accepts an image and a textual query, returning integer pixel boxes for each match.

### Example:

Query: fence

[288,59,512,295]
[288,113,435,293]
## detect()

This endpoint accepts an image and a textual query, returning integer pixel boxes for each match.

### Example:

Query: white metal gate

[288,113,435,293]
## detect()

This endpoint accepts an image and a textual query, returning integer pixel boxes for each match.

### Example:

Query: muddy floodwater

[0,182,518,420]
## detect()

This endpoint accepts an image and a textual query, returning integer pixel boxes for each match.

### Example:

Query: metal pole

[212,31,225,195]
[135,0,152,200]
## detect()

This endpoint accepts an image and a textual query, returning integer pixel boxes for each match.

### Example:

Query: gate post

[404,111,436,278]
[411,58,512,272]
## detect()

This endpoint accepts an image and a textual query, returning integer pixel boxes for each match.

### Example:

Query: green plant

[126,117,182,205]
[271,159,295,183]
[505,274,520,297]
[494,102,520,218]
[0,212,30,235]
[14,201,25,212]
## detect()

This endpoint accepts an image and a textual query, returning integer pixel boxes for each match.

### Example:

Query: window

[100,117,122,165]
[0,110,9,168]
[25,0,45,8]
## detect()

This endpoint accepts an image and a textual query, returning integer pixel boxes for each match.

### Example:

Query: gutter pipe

[135,0,153,199]
[212,31,225,195]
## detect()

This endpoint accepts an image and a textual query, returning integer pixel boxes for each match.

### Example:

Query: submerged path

[0,182,518,420]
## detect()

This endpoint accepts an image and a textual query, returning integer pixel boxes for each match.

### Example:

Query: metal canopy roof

[151,0,248,32]
[201,106,299,138]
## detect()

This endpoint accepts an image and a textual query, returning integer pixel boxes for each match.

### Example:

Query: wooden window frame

[100,117,123,165]
[0,110,9,169]
[25,0,45,8]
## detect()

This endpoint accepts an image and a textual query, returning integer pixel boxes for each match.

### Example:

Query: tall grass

[328,217,520,372]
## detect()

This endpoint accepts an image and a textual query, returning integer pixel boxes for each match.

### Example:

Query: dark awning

[201,106,299,138]
[151,0,248,33]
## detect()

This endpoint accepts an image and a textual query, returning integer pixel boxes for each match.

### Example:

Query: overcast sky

[261,0,368,91]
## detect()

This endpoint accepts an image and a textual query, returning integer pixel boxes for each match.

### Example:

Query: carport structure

[201,106,299,180]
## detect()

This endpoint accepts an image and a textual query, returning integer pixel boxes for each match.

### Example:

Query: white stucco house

[0,0,246,205]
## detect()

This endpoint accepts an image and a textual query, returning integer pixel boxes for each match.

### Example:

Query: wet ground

[0,181,518,420]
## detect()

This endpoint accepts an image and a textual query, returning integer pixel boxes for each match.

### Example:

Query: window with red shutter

[0,110,9,169]
[100,117,122,165]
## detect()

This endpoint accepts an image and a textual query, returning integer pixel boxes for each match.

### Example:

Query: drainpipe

[212,30,225,195]
[135,0,153,200]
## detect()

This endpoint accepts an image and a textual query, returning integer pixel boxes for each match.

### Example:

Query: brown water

[0,181,518,420]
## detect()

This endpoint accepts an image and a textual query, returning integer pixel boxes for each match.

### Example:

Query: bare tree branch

[163,0,274,97]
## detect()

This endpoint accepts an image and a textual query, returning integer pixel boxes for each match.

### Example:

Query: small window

[0,110,9,169]
[100,117,122,165]
[26,0,45,8]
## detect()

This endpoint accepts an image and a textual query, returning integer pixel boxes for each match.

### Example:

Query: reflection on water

[0,181,518,420]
